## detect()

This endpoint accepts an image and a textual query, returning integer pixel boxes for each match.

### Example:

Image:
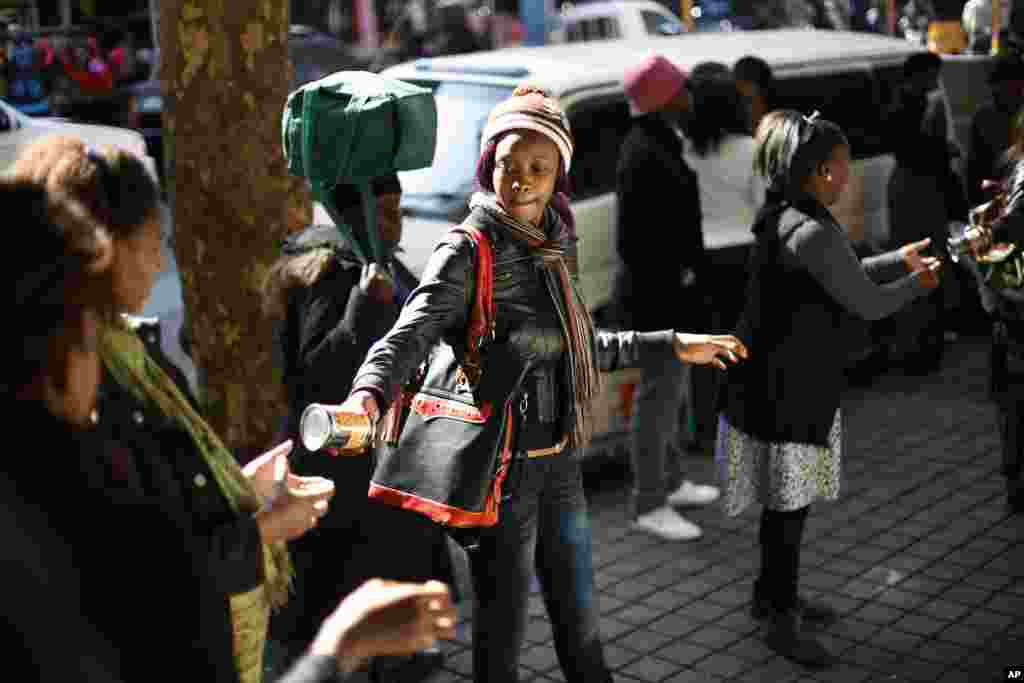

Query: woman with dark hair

[715,110,941,668]
[684,61,766,279]
[338,86,748,682]
[9,135,336,683]
[7,136,459,683]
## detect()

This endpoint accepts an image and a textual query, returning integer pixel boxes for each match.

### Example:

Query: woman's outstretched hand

[340,390,382,425]
[899,237,932,272]
[310,579,457,674]
[898,238,942,290]
[673,333,748,369]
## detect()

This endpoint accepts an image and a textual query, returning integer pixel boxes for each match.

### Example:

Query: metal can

[299,403,375,454]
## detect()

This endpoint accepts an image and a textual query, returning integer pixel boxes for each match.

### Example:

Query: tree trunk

[161,0,312,458]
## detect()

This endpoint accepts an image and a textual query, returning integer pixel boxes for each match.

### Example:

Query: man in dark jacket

[615,54,721,542]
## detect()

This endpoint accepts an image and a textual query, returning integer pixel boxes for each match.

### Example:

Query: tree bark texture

[161,0,312,455]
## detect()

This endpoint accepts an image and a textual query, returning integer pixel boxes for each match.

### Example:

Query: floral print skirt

[715,411,843,517]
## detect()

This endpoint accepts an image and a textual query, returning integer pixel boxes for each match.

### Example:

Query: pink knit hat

[622,54,688,117]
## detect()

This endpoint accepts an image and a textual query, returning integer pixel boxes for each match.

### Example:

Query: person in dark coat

[967,55,1024,206]
[263,175,454,680]
[1,174,234,683]
[883,52,969,375]
[615,54,721,542]
[965,115,1024,513]
[8,137,459,683]
[339,86,748,683]
[9,134,339,683]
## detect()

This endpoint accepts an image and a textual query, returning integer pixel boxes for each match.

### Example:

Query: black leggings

[757,506,810,612]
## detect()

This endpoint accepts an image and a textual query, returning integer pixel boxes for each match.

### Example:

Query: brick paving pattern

[430,337,1024,683]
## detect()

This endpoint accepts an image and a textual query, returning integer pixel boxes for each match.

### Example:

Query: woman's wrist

[310,615,365,674]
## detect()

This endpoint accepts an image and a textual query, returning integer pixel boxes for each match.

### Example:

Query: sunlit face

[110,213,164,314]
[492,130,560,227]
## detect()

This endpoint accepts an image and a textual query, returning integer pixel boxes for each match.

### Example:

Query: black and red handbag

[368,223,518,546]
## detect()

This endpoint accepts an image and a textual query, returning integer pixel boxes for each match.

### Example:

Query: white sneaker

[667,480,721,507]
[632,506,702,541]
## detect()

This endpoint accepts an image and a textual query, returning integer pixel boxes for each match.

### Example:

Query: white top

[683,133,766,250]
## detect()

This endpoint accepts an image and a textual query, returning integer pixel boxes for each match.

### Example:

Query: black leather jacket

[352,214,675,453]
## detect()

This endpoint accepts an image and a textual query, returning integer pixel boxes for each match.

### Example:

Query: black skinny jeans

[756,506,810,613]
[469,452,612,683]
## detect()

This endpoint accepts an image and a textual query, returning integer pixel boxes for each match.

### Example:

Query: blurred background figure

[883,52,969,375]
[423,0,487,57]
[734,55,777,136]
[967,55,1024,206]
[616,55,721,543]
[6,23,51,116]
[962,0,1012,53]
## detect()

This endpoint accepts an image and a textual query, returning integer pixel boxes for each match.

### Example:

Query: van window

[566,17,620,42]
[641,10,684,35]
[568,98,633,199]
[772,66,899,160]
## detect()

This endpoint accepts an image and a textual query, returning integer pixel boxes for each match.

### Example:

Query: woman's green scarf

[98,318,293,609]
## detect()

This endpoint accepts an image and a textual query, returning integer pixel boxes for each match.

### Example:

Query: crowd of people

[8,44,1024,683]
[1,19,142,120]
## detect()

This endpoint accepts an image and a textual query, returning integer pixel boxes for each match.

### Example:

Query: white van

[363,29,935,455]
[552,0,687,42]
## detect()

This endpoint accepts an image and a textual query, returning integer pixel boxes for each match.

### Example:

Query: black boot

[763,609,833,669]
[751,581,839,626]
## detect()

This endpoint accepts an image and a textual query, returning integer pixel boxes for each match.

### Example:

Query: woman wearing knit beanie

[340,86,748,682]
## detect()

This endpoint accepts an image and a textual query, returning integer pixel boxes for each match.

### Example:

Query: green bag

[281,70,437,264]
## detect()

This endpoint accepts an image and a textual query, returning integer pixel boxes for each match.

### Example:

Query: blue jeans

[469,453,612,683]
[630,352,689,516]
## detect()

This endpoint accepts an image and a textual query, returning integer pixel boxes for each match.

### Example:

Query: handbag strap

[450,223,495,355]
[379,223,494,445]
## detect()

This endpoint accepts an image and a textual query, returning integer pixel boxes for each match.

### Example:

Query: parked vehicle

[365,29,940,456]
[0,96,156,177]
[552,0,688,42]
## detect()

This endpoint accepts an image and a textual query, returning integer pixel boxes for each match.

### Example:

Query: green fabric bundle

[281,70,437,264]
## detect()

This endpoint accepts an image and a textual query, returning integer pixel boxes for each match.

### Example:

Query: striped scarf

[469,192,601,449]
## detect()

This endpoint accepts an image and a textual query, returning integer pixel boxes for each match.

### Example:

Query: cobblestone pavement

[429,336,1024,683]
